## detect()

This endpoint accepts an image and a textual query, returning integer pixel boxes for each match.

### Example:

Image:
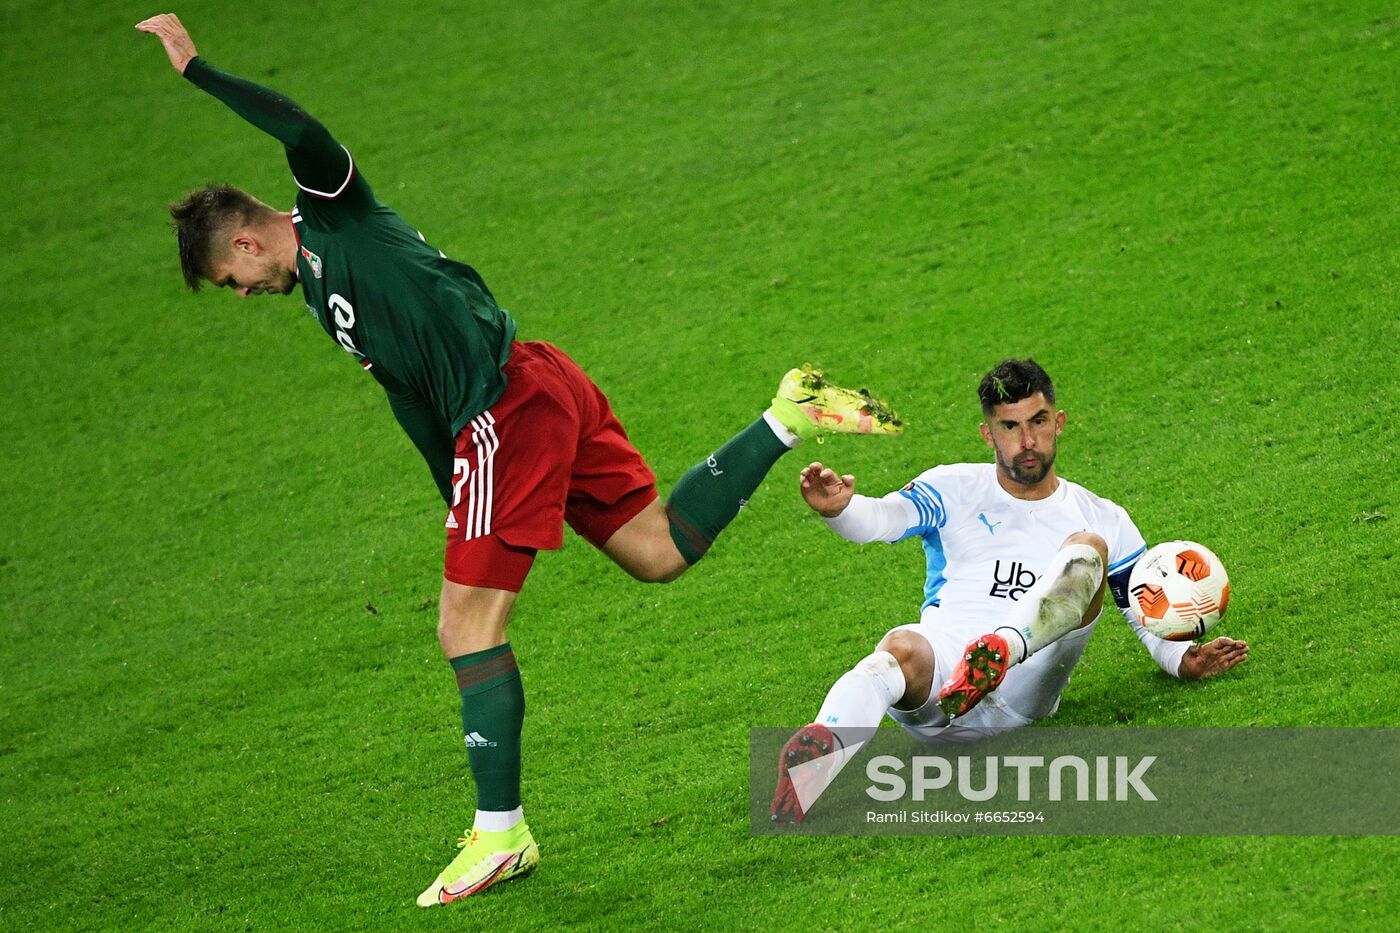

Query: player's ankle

[993,626,1028,665]
[763,406,805,447]
[472,806,524,833]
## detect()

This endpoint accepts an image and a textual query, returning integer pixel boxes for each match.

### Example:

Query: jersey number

[451,457,471,507]
[328,294,366,361]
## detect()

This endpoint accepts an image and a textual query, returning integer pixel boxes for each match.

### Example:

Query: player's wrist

[1176,644,1201,680]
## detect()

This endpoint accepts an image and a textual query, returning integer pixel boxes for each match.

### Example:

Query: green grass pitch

[2,0,1396,929]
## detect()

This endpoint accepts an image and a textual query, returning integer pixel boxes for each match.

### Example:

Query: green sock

[451,644,525,812]
[666,416,790,564]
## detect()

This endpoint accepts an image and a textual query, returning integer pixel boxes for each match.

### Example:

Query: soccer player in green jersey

[137,13,903,906]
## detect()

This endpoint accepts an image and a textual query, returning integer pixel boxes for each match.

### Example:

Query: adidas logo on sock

[464,731,497,748]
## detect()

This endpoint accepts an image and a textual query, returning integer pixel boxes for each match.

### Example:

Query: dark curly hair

[168,185,273,291]
[977,358,1055,415]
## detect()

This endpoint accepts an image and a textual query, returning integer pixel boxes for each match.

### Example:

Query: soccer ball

[1128,541,1230,641]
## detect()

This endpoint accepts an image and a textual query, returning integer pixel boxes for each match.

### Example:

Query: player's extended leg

[771,629,934,822]
[936,532,1108,719]
[418,579,540,907]
[608,366,903,580]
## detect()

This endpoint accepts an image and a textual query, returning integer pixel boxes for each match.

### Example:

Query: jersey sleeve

[892,469,951,542]
[372,367,455,503]
[822,467,950,544]
[822,492,920,544]
[1102,502,1189,677]
[1123,609,1191,678]
[1104,503,1148,613]
[182,57,373,218]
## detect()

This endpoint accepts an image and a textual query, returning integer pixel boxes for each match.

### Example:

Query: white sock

[814,651,906,740]
[473,806,524,833]
[762,408,803,448]
[995,543,1103,665]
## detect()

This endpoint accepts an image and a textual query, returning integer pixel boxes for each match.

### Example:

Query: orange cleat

[936,634,1011,719]
[770,723,838,823]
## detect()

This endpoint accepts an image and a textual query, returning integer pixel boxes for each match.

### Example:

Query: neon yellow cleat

[416,823,539,907]
[771,364,904,440]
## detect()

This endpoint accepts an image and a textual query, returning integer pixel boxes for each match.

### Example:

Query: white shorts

[886,606,1099,743]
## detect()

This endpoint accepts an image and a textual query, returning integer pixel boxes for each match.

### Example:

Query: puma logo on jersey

[978,513,1002,535]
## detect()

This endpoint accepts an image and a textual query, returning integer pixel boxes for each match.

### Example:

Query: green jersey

[184,58,517,502]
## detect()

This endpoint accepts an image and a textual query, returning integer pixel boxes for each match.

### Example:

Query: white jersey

[826,462,1188,676]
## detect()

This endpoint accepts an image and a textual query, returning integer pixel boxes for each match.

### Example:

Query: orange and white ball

[1128,541,1231,641]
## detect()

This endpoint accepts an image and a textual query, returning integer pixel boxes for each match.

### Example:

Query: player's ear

[230,232,260,256]
[1055,410,1066,435]
[978,422,994,447]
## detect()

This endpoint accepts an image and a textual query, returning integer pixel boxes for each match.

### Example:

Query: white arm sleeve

[822,493,917,544]
[1123,608,1191,679]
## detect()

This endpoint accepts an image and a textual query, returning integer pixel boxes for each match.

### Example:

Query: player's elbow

[284,115,335,155]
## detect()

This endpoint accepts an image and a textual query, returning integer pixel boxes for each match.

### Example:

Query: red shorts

[443,341,658,590]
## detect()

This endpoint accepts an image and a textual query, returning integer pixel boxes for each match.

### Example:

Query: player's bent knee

[602,504,691,583]
[877,629,934,689]
[631,563,687,584]
[649,546,690,583]
[1063,531,1108,562]
[654,560,688,584]
[619,546,689,584]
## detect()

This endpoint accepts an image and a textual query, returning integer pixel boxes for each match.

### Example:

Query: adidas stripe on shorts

[443,341,658,591]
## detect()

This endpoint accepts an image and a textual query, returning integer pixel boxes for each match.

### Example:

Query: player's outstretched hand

[800,462,855,518]
[136,13,198,74]
[1177,636,1249,681]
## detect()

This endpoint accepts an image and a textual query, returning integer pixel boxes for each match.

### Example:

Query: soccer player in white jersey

[771,358,1249,822]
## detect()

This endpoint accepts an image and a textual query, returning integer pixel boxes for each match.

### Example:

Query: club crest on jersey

[300,244,323,279]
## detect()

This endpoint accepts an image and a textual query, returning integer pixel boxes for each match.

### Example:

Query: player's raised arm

[802,463,927,545]
[136,13,354,198]
[135,13,196,73]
